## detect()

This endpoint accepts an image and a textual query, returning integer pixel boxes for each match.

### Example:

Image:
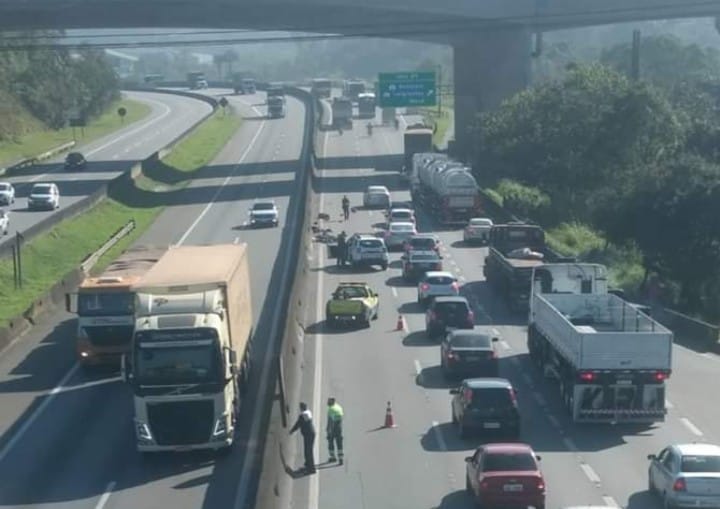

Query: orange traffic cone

[384,401,397,428]
[395,315,404,331]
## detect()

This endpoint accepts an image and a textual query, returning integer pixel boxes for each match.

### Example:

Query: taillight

[466,310,475,326]
[579,371,596,382]
[536,478,545,491]
[434,263,442,270]
[654,371,669,381]
[421,283,430,291]
[673,478,686,492]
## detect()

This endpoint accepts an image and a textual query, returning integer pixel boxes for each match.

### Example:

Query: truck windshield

[78,292,134,316]
[134,329,222,385]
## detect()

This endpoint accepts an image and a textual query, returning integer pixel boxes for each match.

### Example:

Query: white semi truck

[123,244,253,453]
[527,263,673,423]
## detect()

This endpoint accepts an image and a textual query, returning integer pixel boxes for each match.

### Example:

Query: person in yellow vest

[326,397,344,464]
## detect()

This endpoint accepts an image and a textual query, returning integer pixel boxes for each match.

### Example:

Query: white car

[347,234,388,270]
[417,271,459,304]
[648,443,720,509]
[28,182,60,211]
[248,201,279,227]
[363,185,390,208]
[383,221,417,250]
[463,217,493,244]
[386,208,415,227]
[0,209,9,235]
[0,182,15,205]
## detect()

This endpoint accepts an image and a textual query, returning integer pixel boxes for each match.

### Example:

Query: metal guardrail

[0,141,76,178]
[80,219,135,274]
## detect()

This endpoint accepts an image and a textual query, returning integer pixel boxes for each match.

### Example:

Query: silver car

[248,201,279,227]
[0,209,9,235]
[0,182,15,205]
[463,217,493,244]
[28,182,60,211]
[383,221,417,250]
[363,185,390,208]
[648,443,720,509]
[417,271,459,304]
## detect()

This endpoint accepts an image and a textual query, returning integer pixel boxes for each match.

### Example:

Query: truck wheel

[381,263,388,270]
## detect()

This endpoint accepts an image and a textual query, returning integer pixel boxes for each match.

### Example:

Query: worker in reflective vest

[326,397,344,464]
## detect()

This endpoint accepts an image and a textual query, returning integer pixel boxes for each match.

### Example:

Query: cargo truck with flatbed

[66,246,168,368]
[527,263,673,423]
[484,223,574,312]
[123,244,253,453]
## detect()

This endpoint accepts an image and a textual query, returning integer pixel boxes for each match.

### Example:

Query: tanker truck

[415,156,483,225]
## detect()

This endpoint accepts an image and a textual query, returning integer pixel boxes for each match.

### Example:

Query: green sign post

[377,71,437,108]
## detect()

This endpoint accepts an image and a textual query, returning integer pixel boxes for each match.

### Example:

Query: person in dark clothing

[289,402,316,473]
[342,195,350,221]
[336,231,347,267]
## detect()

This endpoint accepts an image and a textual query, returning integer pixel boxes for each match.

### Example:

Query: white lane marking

[112,154,119,160]
[391,287,398,298]
[563,437,579,452]
[499,341,511,351]
[94,481,116,509]
[308,143,328,509]
[665,399,674,409]
[0,362,80,464]
[233,96,303,509]
[580,463,601,484]
[414,360,422,377]
[30,96,173,182]
[233,236,240,244]
[603,496,620,508]
[176,105,265,245]
[431,421,448,451]
[681,417,704,437]
[700,352,719,363]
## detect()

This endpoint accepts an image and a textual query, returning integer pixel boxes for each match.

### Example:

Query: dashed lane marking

[392,287,398,298]
[431,421,448,451]
[681,417,704,437]
[414,360,422,377]
[603,496,620,508]
[563,437,579,452]
[94,481,116,509]
[580,463,601,484]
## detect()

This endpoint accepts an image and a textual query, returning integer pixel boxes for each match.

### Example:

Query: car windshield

[68,153,83,161]
[470,387,514,409]
[32,185,52,194]
[78,292,134,316]
[411,238,436,248]
[0,184,10,191]
[336,287,368,298]
[451,334,491,348]
[681,455,720,473]
[483,452,536,472]
[359,240,382,248]
[391,224,414,232]
[426,276,455,285]
[253,203,275,210]
[436,302,469,314]
[392,211,412,219]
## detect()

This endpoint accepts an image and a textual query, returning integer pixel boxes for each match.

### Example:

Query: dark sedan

[441,330,499,378]
[64,152,87,170]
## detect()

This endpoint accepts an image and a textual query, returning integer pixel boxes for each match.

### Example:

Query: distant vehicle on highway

[64,152,87,171]
[0,182,15,205]
[248,201,279,227]
[404,234,440,254]
[464,442,544,508]
[267,96,286,119]
[463,217,493,245]
[417,270,458,304]
[311,78,332,98]
[648,443,720,509]
[425,295,474,339]
[362,185,390,209]
[0,209,9,235]
[347,234,388,271]
[383,221,417,250]
[452,378,521,439]
[386,208,415,228]
[401,250,442,281]
[27,182,60,211]
[441,329,499,378]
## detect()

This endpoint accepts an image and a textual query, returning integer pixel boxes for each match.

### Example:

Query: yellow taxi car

[325,282,379,329]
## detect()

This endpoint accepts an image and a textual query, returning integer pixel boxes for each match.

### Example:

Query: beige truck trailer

[66,246,169,368]
[123,244,253,453]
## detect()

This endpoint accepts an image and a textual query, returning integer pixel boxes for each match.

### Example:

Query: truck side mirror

[228,349,238,365]
[65,292,78,313]
[121,354,133,383]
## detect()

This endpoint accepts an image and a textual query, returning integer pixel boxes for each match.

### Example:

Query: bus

[311,78,332,98]
[357,92,376,119]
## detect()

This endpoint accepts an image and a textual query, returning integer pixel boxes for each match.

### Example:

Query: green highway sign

[377,71,437,108]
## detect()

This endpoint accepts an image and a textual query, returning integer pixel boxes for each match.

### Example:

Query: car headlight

[136,422,153,441]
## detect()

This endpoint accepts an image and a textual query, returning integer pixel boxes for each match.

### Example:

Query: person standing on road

[342,195,350,221]
[326,397,344,464]
[289,402,317,474]
[336,231,347,267]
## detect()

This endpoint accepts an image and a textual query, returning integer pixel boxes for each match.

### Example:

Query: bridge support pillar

[453,28,532,161]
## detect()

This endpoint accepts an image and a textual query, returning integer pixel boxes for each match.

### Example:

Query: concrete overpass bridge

[2,0,720,155]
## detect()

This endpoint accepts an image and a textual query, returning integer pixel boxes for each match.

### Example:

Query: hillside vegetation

[0,31,119,148]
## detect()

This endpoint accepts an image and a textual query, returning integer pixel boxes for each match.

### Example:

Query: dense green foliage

[0,32,119,137]
[475,37,720,320]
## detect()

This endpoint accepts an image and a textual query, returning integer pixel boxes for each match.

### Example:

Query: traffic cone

[395,315,404,331]
[384,401,397,428]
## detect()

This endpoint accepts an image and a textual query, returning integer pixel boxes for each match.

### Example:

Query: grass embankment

[419,96,453,147]
[0,110,243,325]
[0,98,151,166]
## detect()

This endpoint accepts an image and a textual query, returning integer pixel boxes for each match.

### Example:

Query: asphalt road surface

[0,89,307,509]
[0,90,213,249]
[289,103,720,509]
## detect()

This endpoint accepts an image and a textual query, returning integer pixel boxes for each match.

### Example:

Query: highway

[291,102,720,509]
[0,90,213,249]
[0,89,307,509]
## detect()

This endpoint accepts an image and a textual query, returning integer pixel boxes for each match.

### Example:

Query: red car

[465,443,545,509]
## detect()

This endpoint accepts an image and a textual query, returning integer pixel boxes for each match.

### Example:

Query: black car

[402,250,442,281]
[425,296,474,339]
[450,378,520,439]
[64,152,87,170]
[441,330,499,378]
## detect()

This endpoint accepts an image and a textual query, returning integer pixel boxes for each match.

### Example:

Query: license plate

[338,316,354,321]
[503,484,523,492]
[174,446,193,452]
[483,422,500,429]
[465,356,481,361]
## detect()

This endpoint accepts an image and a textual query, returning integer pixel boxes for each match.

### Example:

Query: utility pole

[631,30,641,82]
[437,65,442,116]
